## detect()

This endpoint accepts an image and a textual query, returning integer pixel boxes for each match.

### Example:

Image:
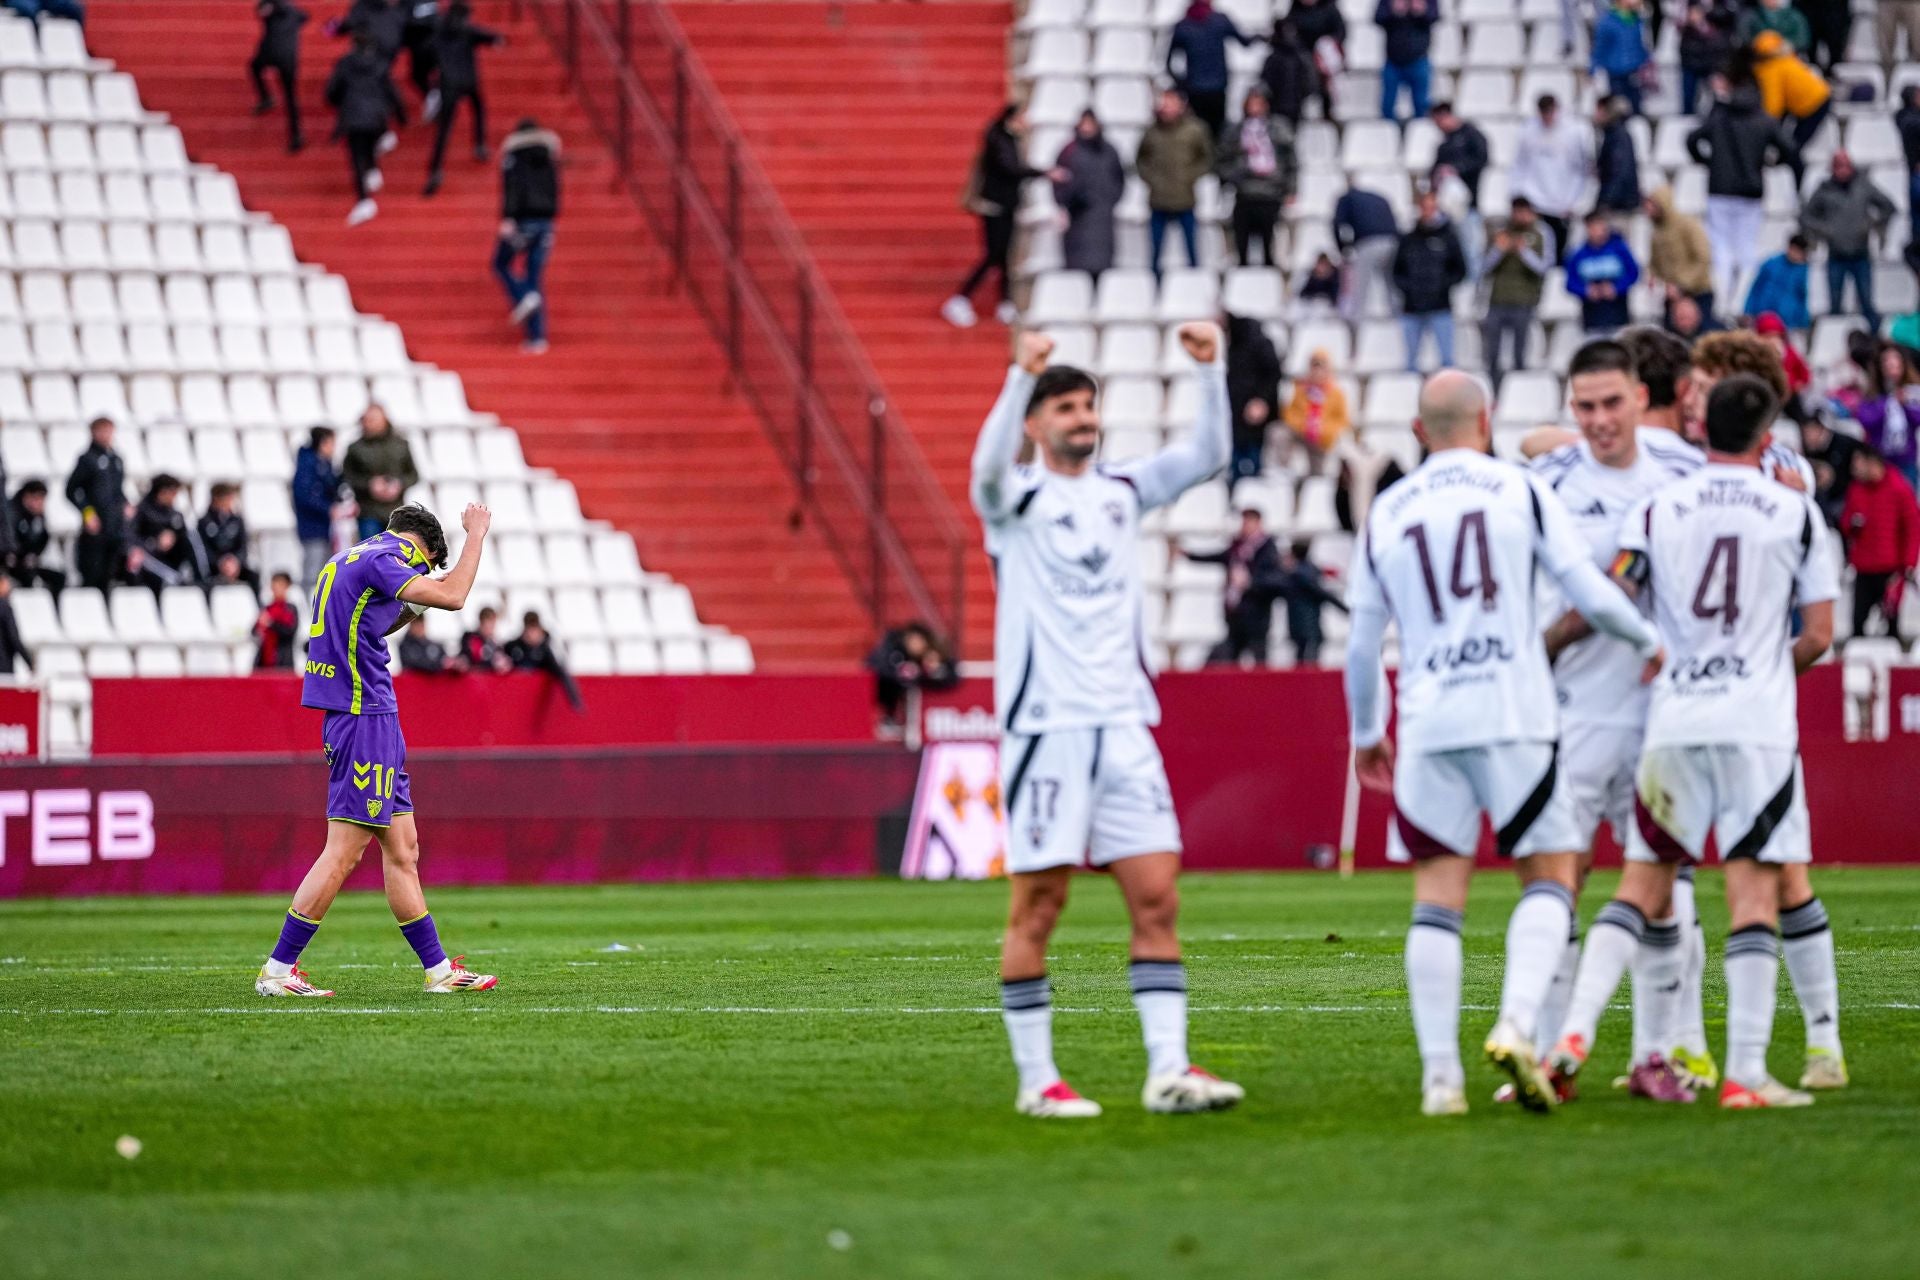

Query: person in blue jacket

[1591,0,1652,115]
[1565,210,1641,334]
[292,425,342,590]
[1167,1,1258,138]
[1743,234,1813,329]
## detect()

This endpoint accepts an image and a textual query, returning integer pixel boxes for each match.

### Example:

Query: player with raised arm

[1344,371,1663,1117]
[1545,374,1838,1108]
[255,502,499,997]
[974,322,1243,1119]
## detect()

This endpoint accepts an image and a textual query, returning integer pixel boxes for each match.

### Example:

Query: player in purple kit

[256,502,498,997]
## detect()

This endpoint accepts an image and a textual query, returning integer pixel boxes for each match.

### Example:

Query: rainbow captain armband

[1610,549,1649,587]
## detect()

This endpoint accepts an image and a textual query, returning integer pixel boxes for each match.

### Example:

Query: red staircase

[670,1,1013,655]
[86,0,871,668]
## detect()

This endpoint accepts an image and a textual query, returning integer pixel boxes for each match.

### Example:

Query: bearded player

[974,322,1243,1118]
[255,502,498,997]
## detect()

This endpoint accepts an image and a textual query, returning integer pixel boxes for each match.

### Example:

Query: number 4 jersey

[1619,462,1838,752]
[301,530,431,715]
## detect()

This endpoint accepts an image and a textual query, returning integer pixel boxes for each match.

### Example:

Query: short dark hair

[1788,233,1810,252]
[1429,100,1455,117]
[150,473,182,495]
[1618,326,1692,409]
[478,606,498,624]
[1026,365,1098,416]
[1584,207,1611,225]
[1567,338,1637,383]
[210,481,239,502]
[270,571,293,587]
[89,415,114,433]
[309,425,335,449]
[1509,196,1533,214]
[522,611,542,629]
[1704,373,1778,453]
[386,503,449,569]
[1855,440,1885,463]
[16,479,47,499]
[1537,93,1557,114]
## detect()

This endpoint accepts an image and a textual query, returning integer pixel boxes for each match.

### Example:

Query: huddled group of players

[238,312,1844,1119]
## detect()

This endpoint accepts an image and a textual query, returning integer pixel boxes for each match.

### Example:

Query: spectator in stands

[1880,0,1920,86]
[496,117,563,352]
[508,611,584,711]
[1840,443,1920,640]
[1801,151,1896,333]
[1897,86,1920,251]
[1479,197,1552,394]
[342,405,418,538]
[1857,344,1920,487]
[133,475,202,590]
[1738,0,1811,53]
[1744,233,1813,329]
[7,481,62,593]
[1167,1,1255,138]
[293,425,340,588]
[1753,311,1815,420]
[1259,19,1315,129]
[198,482,257,595]
[424,0,499,197]
[1391,187,1466,369]
[1823,328,1883,418]
[1796,0,1851,75]
[253,572,299,671]
[65,416,127,591]
[1333,428,1405,532]
[1566,210,1640,335]
[1053,111,1125,282]
[1183,508,1285,667]
[1743,33,1829,188]
[1274,539,1347,665]
[460,606,514,673]
[342,0,407,64]
[1295,252,1342,313]
[1217,89,1297,269]
[866,622,958,727]
[326,31,405,227]
[1282,348,1351,473]
[1593,95,1642,215]
[1511,95,1591,265]
[947,104,1041,328]
[1333,181,1399,321]
[0,455,11,574]
[1226,314,1284,490]
[1374,0,1438,122]
[1801,415,1860,525]
[1645,185,1716,322]
[400,0,439,113]
[399,613,465,673]
[250,1,308,154]
[1679,3,1736,116]
[1591,0,1653,116]
[1429,102,1489,215]
[1286,0,1346,119]
[0,575,26,678]
[1136,90,1214,279]
[1689,78,1794,305]
[1668,290,1722,342]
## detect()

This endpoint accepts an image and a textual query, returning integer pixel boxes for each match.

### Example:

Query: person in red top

[253,571,300,670]
[1839,442,1920,641]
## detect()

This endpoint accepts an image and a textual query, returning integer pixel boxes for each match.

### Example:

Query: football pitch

[2,869,1916,1280]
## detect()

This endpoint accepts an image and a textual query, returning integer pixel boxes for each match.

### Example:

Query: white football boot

[1422,1084,1469,1116]
[255,965,334,998]
[422,956,498,993]
[1143,1066,1244,1113]
[1016,1080,1102,1118]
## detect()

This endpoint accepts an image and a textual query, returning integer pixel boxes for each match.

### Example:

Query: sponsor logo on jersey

[1668,654,1751,683]
[305,660,337,678]
[1577,500,1608,518]
[1420,635,1515,673]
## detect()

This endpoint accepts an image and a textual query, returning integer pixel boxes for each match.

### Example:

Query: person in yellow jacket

[1746,30,1830,185]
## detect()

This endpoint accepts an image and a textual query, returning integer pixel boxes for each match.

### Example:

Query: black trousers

[75,533,120,590]
[1540,213,1571,265]
[1207,612,1271,666]
[346,127,383,199]
[8,565,66,593]
[249,52,301,146]
[1233,196,1281,267]
[958,211,1016,303]
[1853,570,1900,640]
[1801,1,1852,71]
[428,86,485,174]
[1187,89,1227,138]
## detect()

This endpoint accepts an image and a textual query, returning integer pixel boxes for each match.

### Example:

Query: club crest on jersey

[1103,500,1126,527]
[366,799,383,820]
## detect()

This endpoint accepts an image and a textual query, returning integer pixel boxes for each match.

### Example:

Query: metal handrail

[520,0,970,652]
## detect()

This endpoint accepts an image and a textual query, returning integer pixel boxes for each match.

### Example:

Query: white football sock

[1672,870,1710,1056]
[1629,918,1684,1066]
[1497,880,1575,1043]
[425,959,453,982]
[1533,928,1581,1056]
[1001,976,1061,1093]
[1559,899,1647,1051]
[1129,960,1190,1079]
[1407,904,1464,1090]
[263,958,293,978]
[1724,925,1781,1086]
[1780,897,1841,1055]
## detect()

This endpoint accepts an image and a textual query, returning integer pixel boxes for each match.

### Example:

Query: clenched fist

[1177,321,1222,365]
[462,503,492,538]
[1015,330,1055,376]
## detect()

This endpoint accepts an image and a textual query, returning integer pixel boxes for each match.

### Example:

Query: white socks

[1407,903,1465,1090]
[1629,917,1685,1066]
[263,958,293,978]
[1533,926,1581,1056]
[1497,880,1576,1044]
[1672,870,1710,1057]
[1560,899,1647,1051]
[1724,924,1781,1086]
[1780,897,1842,1055]
[1129,960,1191,1079]
[1001,976,1061,1093]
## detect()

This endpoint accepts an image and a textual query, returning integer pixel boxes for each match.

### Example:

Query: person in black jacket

[64,417,127,590]
[198,482,258,594]
[1897,85,1920,252]
[944,104,1044,329]
[1183,509,1287,667]
[1392,187,1466,369]
[1375,0,1439,121]
[1286,0,1346,119]
[1053,111,1125,281]
[250,0,307,152]
[1259,19,1315,127]
[327,32,405,226]
[132,474,203,591]
[0,575,28,679]
[460,607,515,674]
[494,117,562,353]
[1429,101,1488,213]
[1273,538,1347,664]
[865,622,958,725]
[342,0,407,70]
[401,0,440,111]
[507,611,583,711]
[398,612,465,673]
[423,0,499,195]
[1688,81,1795,304]
[1593,94,1642,215]
[1225,313,1283,491]
[8,481,64,592]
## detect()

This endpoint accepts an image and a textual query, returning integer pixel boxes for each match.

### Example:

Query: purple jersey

[301,531,429,714]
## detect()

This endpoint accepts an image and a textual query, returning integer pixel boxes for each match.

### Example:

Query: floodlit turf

[1,868,1916,1279]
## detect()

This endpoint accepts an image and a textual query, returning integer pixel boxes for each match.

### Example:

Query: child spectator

[508,610,583,711]
[866,622,959,727]
[253,572,299,670]
[1283,348,1351,473]
[1295,252,1342,314]
[198,482,257,594]
[460,605,515,673]
[6,480,63,592]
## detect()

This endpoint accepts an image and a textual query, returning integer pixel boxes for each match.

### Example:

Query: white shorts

[1628,744,1810,866]
[1388,741,1585,862]
[1562,721,1643,845]
[1002,724,1182,874]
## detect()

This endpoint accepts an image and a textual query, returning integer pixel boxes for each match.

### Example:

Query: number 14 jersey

[1619,463,1837,752]
[1349,447,1594,753]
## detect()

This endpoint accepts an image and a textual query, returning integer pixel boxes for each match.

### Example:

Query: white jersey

[1349,448,1605,753]
[972,363,1230,735]
[1620,462,1839,751]
[1766,440,1816,490]
[1530,428,1702,728]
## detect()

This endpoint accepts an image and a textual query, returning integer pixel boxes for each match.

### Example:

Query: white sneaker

[365,167,384,193]
[1422,1084,1468,1116]
[940,295,978,328]
[510,290,544,325]
[423,89,441,122]
[1719,1076,1815,1109]
[1485,1017,1557,1113]
[346,199,378,227]
[255,965,334,997]
[1016,1080,1102,1118]
[1142,1065,1244,1113]
[995,300,1020,325]
[376,129,398,156]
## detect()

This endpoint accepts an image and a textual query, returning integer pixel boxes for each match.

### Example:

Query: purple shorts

[321,711,412,827]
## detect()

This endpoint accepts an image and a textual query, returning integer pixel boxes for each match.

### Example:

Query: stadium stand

[0,13,752,755]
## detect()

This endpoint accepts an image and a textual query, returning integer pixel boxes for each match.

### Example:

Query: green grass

[1,868,1917,1279]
